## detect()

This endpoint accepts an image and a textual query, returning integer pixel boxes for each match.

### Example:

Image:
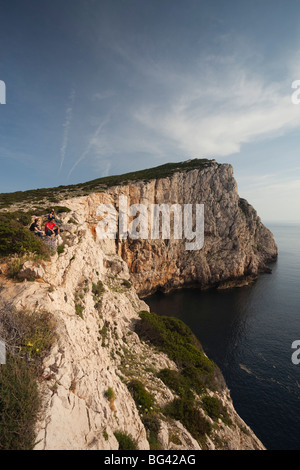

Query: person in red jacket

[45,220,59,237]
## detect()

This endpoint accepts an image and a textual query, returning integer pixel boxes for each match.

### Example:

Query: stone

[0,161,270,451]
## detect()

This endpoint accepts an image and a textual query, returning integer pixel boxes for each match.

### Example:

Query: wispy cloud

[59,88,75,173]
[133,65,300,158]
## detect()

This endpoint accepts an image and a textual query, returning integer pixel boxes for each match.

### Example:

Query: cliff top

[0,158,217,211]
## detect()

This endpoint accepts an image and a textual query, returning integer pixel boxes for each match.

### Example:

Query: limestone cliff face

[64,161,277,297]
[0,161,274,450]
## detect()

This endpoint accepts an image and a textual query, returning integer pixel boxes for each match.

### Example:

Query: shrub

[127,379,155,413]
[0,354,40,450]
[57,244,65,255]
[121,279,131,289]
[157,368,194,400]
[105,387,116,412]
[142,413,162,450]
[135,311,224,391]
[75,303,84,319]
[92,280,105,297]
[164,398,212,443]
[202,395,232,426]
[0,306,55,361]
[0,212,49,258]
[0,305,55,449]
[114,431,138,450]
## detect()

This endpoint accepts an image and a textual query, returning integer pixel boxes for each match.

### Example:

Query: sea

[145,223,300,450]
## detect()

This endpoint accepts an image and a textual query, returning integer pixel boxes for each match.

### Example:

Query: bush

[135,311,224,391]
[114,431,138,450]
[92,280,105,297]
[57,244,65,255]
[127,379,155,413]
[142,413,162,450]
[157,368,194,400]
[0,354,40,450]
[202,395,232,426]
[75,303,84,319]
[121,279,131,289]
[0,212,49,258]
[105,387,115,402]
[0,305,55,449]
[164,397,212,443]
[0,307,55,361]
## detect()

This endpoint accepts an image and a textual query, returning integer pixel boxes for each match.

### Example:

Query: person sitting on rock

[48,208,62,225]
[45,219,59,237]
[30,218,44,238]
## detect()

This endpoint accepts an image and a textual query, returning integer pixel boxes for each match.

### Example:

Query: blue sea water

[145,223,300,450]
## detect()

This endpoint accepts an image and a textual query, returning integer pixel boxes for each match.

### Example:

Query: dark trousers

[45,228,58,237]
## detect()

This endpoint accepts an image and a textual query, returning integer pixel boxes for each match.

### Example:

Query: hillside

[0,159,276,450]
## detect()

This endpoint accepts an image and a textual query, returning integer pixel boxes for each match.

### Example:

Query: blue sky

[1,0,300,222]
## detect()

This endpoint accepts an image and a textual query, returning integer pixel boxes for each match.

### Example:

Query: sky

[1,0,300,223]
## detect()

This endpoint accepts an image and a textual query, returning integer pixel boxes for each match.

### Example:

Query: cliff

[0,159,276,450]
[61,159,277,296]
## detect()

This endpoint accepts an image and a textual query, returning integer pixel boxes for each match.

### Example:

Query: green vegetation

[0,159,215,209]
[57,244,65,255]
[164,398,212,443]
[0,355,40,450]
[75,303,84,319]
[92,280,105,297]
[202,395,232,426]
[135,311,224,392]
[127,379,155,413]
[141,413,162,450]
[105,387,115,402]
[99,321,109,346]
[0,306,55,449]
[121,279,131,289]
[157,368,194,400]
[114,431,138,450]
[134,311,230,446]
[127,379,161,450]
[0,212,49,259]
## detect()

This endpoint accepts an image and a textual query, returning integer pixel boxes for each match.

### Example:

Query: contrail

[59,88,76,173]
[67,115,110,179]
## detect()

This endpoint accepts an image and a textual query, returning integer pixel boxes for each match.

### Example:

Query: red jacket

[45,221,57,231]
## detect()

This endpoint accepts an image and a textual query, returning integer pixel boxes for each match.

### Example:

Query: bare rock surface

[0,161,273,450]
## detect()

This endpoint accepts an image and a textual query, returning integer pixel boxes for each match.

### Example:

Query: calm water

[145,223,300,450]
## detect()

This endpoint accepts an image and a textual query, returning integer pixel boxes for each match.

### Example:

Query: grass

[0,159,216,209]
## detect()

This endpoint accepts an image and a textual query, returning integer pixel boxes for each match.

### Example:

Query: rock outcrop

[0,159,275,450]
[59,160,277,297]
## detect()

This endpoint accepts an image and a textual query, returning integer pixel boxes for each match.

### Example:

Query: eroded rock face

[60,162,277,297]
[0,161,272,450]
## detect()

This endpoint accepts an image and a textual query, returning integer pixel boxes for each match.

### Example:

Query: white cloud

[133,64,300,158]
